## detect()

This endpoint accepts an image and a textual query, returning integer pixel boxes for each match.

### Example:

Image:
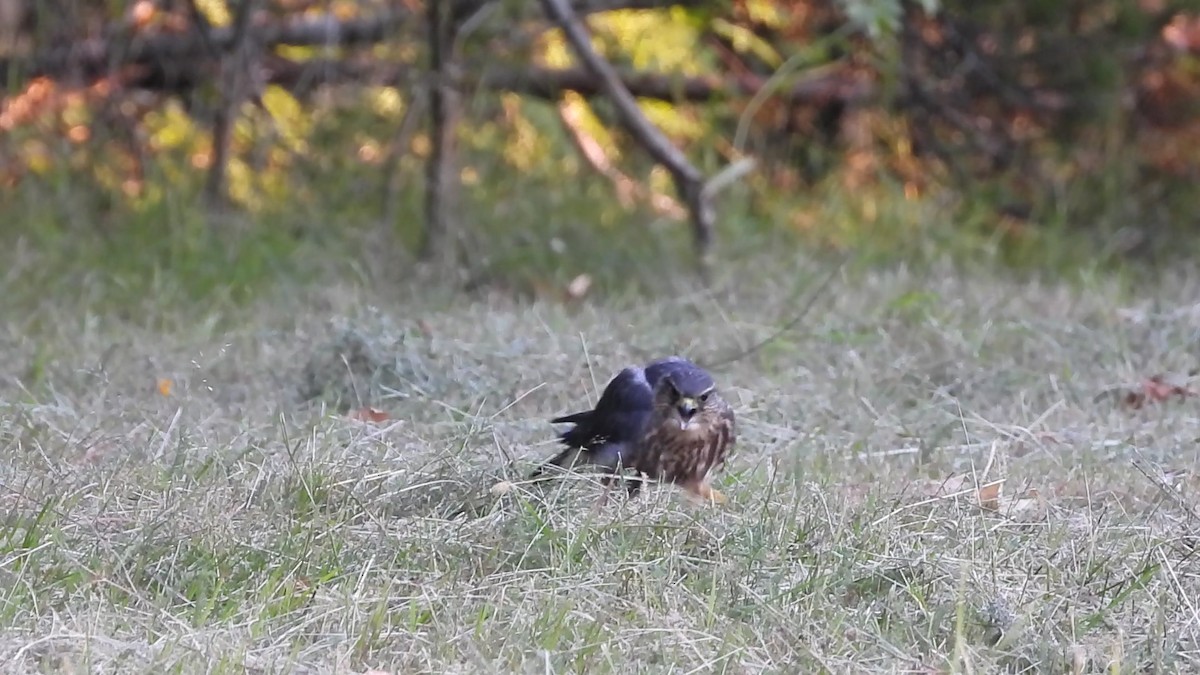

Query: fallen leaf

[565,273,593,301]
[976,480,1004,511]
[916,475,1007,511]
[157,378,172,396]
[490,480,515,496]
[998,489,1047,521]
[348,407,390,423]
[1121,374,1195,410]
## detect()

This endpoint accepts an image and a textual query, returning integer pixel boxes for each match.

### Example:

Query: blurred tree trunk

[420,0,461,270]
[0,0,27,56]
[200,0,261,208]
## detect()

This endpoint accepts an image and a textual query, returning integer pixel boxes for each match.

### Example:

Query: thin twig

[704,252,848,369]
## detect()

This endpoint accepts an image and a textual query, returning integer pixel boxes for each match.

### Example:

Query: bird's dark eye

[698,392,710,404]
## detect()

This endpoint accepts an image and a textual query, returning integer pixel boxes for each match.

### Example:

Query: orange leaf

[916,475,1007,512]
[348,407,389,423]
[1121,374,1195,410]
[976,480,1004,511]
[157,378,172,396]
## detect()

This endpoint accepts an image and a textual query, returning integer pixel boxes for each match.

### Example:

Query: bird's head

[654,371,718,432]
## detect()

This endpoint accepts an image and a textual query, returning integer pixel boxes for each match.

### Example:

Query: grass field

[2,255,1199,674]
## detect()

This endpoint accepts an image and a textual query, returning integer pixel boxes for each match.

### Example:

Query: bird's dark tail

[550,410,589,426]
[528,446,586,481]
[550,410,595,450]
[531,409,602,480]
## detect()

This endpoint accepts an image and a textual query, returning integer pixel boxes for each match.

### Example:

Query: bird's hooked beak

[677,397,698,428]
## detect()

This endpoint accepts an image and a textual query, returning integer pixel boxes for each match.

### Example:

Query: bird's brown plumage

[632,385,736,502]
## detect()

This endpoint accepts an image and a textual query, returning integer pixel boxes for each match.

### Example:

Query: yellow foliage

[743,0,785,28]
[275,45,317,62]
[262,85,311,154]
[711,18,782,67]
[563,92,621,162]
[501,93,548,171]
[539,29,574,68]
[61,97,90,127]
[592,9,704,75]
[232,109,257,147]
[145,100,201,151]
[640,99,704,141]
[22,139,50,175]
[535,9,706,149]
[227,155,289,212]
[368,86,405,120]
[227,158,257,209]
[194,0,231,27]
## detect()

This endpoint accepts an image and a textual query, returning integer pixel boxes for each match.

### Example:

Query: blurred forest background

[4,0,1200,306]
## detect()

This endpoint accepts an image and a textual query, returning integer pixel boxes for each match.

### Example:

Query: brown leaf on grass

[999,488,1048,521]
[157,378,172,396]
[1120,375,1195,410]
[976,479,1003,511]
[976,481,1047,520]
[348,407,389,423]
[916,475,1043,517]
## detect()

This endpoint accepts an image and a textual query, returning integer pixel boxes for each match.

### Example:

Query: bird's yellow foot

[683,481,727,506]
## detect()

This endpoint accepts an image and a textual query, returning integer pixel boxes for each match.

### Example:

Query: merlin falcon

[531,356,737,504]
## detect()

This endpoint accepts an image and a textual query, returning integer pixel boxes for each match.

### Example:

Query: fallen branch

[0,11,417,87]
[2,1,717,88]
[451,0,718,22]
[260,58,871,108]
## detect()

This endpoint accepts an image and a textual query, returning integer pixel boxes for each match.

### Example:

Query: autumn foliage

[2,0,1199,260]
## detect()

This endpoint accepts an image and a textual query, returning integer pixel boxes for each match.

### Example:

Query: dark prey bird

[530,357,736,505]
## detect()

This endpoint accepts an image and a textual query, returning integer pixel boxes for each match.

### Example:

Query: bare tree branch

[195,55,873,110]
[0,10,417,87]
[538,0,720,276]
[1,0,711,88]
[450,0,717,23]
